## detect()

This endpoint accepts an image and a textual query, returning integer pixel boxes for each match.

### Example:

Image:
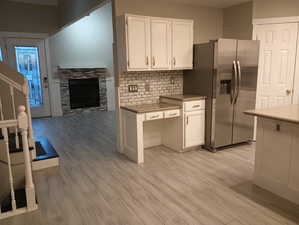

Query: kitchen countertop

[245,104,299,124]
[121,103,181,114]
[160,94,207,102]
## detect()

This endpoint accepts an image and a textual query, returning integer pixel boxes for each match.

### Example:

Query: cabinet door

[150,19,171,70]
[172,20,193,69]
[126,15,150,71]
[184,111,205,148]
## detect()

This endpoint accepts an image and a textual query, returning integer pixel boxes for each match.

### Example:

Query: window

[15,46,43,107]
[0,48,3,61]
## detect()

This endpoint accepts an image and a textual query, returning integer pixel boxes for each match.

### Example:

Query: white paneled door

[255,23,298,108]
[6,38,51,118]
[150,18,171,70]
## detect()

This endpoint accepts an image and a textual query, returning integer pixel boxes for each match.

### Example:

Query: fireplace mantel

[56,67,108,80]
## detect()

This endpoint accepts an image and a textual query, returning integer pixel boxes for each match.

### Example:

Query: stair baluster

[22,82,35,150]
[2,127,17,212]
[9,86,20,150]
[0,97,4,120]
[17,105,37,210]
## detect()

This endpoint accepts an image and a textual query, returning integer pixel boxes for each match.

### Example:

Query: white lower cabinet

[184,110,205,148]
[121,99,205,164]
[255,117,299,205]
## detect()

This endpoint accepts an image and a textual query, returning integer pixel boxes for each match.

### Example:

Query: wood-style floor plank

[1,111,299,225]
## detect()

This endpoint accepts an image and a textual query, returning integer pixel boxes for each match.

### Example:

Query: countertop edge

[120,105,181,114]
[160,95,207,102]
[244,110,299,125]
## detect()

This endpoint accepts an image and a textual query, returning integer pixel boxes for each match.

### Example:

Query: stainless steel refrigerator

[183,39,259,151]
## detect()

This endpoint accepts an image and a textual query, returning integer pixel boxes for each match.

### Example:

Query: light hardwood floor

[2,111,299,225]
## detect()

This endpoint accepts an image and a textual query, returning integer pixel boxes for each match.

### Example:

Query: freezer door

[233,40,259,144]
[213,39,237,148]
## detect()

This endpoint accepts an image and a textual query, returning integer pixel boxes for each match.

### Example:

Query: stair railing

[0,106,37,219]
[0,72,35,156]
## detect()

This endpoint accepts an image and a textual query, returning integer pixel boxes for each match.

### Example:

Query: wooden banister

[0,72,24,94]
[0,70,35,153]
[0,120,18,128]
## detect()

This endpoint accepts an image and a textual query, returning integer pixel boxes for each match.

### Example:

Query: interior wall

[115,0,223,45]
[58,0,108,27]
[49,2,115,115]
[223,2,253,40]
[253,0,299,18]
[0,0,58,33]
[114,0,223,86]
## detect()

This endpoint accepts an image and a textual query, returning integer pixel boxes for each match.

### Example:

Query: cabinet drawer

[184,100,205,112]
[164,110,180,118]
[145,111,164,121]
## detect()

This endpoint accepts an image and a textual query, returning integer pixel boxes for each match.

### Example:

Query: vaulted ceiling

[7,0,251,8]
[8,0,58,6]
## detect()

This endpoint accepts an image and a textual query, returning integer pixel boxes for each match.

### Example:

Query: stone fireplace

[58,68,108,115]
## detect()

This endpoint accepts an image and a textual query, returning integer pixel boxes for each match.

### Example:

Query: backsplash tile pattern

[119,71,183,106]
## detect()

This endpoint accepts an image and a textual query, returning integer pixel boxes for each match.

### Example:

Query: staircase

[0,62,58,219]
[0,107,38,219]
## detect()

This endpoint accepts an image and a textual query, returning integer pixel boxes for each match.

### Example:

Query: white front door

[255,23,298,108]
[6,38,51,118]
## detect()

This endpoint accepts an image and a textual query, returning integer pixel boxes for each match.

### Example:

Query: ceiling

[159,0,251,8]
[8,0,250,8]
[8,0,58,6]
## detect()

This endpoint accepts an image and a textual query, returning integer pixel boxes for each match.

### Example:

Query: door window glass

[15,46,43,107]
[0,48,3,61]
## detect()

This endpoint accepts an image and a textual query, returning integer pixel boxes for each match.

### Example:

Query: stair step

[1,189,27,213]
[34,138,59,161]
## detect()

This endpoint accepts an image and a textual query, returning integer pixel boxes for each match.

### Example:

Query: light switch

[128,85,138,93]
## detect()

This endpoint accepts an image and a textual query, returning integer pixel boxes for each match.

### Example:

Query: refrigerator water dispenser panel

[220,80,231,95]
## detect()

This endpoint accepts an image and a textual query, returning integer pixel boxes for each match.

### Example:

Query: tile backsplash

[119,71,183,106]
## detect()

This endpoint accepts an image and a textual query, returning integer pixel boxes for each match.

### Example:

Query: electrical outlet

[128,85,138,93]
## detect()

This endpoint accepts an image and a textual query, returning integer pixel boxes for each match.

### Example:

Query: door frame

[252,17,299,140]
[0,32,54,117]
[252,16,299,105]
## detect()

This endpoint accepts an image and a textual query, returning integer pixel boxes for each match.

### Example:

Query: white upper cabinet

[126,15,150,71]
[125,14,194,71]
[172,20,194,69]
[150,18,171,70]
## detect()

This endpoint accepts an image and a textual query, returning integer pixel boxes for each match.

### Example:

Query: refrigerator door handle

[235,60,241,104]
[232,60,238,104]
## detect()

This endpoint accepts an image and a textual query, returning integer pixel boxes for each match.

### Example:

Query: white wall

[49,2,115,115]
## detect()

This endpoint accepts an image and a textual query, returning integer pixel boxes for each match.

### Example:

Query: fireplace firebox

[69,78,100,109]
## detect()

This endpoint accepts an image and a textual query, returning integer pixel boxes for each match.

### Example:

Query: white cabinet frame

[124,14,194,72]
